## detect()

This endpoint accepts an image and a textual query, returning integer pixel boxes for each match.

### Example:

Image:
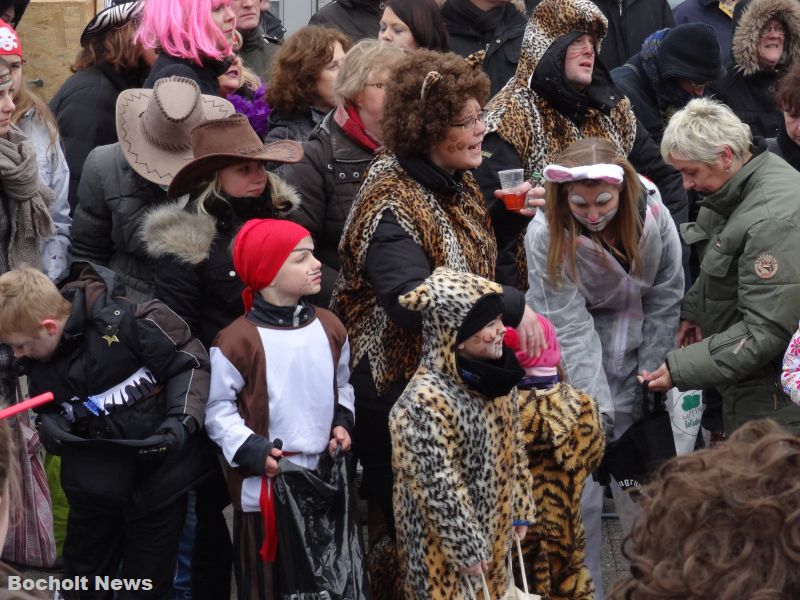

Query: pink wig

[136,0,231,66]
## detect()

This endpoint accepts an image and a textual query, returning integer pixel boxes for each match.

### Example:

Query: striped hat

[80,0,143,47]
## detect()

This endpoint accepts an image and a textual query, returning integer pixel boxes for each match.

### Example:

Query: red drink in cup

[498,168,526,211]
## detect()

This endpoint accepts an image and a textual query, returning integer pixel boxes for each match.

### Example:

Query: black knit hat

[455,294,504,346]
[658,23,726,83]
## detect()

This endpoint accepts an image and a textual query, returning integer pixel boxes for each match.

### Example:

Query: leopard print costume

[331,152,497,395]
[389,268,536,599]
[482,0,637,288]
[517,382,605,600]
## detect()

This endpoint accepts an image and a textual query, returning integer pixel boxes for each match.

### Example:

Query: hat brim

[116,89,234,187]
[167,141,303,198]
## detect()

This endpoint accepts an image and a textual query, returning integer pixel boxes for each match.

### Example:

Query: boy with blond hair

[0,262,211,599]
[205,218,355,599]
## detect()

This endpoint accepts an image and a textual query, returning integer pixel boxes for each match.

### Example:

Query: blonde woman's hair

[12,83,61,150]
[544,138,643,287]
[0,267,72,339]
[334,39,404,106]
[661,97,752,166]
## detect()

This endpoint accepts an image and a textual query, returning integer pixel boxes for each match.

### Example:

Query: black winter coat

[611,55,665,143]
[441,0,528,97]
[49,64,146,211]
[25,262,212,509]
[767,127,800,171]
[713,68,783,138]
[70,144,171,303]
[672,0,733,65]
[144,54,229,96]
[308,0,382,42]
[142,174,300,349]
[592,0,675,71]
[264,107,328,145]
[282,111,374,307]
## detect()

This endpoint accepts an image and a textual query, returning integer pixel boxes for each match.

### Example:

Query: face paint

[573,206,618,231]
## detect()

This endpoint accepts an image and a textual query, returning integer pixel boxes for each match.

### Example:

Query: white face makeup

[566,183,620,232]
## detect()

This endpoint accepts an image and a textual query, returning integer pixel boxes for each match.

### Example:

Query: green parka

[666,145,800,433]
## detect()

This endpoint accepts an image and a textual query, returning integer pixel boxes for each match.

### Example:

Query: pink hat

[505,314,561,368]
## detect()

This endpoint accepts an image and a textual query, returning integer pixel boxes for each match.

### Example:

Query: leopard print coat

[331,152,496,395]
[485,0,637,172]
[389,268,536,599]
[518,382,605,600]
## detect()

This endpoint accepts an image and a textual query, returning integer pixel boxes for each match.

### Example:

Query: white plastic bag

[666,389,702,455]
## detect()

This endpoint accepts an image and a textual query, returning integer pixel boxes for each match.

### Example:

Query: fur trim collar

[141,173,301,265]
[732,0,800,76]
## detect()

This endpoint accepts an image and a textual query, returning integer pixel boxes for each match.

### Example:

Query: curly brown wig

[266,25,353,115]
[381,49,489,158]
[608,419,800,600]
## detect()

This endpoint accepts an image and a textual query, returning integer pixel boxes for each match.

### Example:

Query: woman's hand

[676,320,703,347]
[328,426,352,455]
[493,181,546,217]
[264,446,283,478]
[461,560,488,577]
[514,525,528,542]
[516,305,547,359]
[639,363,674,392]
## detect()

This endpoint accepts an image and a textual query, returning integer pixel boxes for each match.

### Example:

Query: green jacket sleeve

[668,219,800,390]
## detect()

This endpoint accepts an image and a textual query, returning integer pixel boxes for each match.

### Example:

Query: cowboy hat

[116,77,235,187]
[167,114,303,198]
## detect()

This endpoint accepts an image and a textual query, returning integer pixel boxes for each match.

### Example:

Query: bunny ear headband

[542,163,625,185]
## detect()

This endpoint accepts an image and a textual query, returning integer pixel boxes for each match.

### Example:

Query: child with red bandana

[204,218,354,600]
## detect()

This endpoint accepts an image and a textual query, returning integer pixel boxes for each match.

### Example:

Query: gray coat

[525,185,683,427]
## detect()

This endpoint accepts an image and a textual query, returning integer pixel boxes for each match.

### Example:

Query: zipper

[732,334,752,354]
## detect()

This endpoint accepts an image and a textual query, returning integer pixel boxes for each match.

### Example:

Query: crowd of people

[0,0,797,598]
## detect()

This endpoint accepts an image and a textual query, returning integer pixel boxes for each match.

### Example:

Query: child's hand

[514,524,528,542]
[264,446,283,478]
[328,426,352,456]
[461,560,488,576]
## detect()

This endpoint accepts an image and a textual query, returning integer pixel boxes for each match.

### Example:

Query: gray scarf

[0,125,54,269]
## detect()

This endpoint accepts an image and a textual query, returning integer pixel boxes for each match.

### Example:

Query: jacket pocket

[699,248,737,300]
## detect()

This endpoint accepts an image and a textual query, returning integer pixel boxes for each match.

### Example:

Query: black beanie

[658,23,726,82]
[455,293,504,345]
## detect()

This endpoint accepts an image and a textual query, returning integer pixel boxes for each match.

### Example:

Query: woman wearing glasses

[281,39,403,307]
[331,49,544,593]
[712,0,800,138]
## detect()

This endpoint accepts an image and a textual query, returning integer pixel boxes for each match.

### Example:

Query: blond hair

[0,268,71,338]
[334,39,404,105]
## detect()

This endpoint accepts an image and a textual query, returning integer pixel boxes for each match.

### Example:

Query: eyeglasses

[366,82,387,89]
[450,109,487,130]
[761,23,786,35]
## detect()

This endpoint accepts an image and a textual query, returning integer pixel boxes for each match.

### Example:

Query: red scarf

[259,477,278,562]
[335,104,381,153]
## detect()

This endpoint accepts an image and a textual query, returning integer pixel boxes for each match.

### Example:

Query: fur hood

[732,0,800,76]
[398,267,504,378]
[514,0,608,85]
[141,172,300,265]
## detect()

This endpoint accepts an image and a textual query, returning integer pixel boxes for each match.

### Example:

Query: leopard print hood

[513,0,608,86]
[398,267,504,378]
[731,0,800,76]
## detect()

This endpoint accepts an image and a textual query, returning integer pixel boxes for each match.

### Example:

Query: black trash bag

[597,381,677,494]
[273,449,372,600]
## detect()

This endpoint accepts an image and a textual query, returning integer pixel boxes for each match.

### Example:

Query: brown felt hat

[167,114,303,198]
[116,77,235,187]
